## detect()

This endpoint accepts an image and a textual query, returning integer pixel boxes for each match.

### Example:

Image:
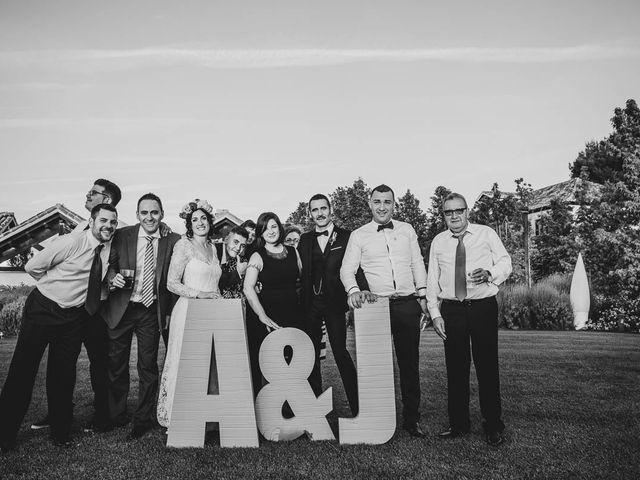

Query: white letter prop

[255,328,335,441]
[339,298,396,445]
[166,299,259,448]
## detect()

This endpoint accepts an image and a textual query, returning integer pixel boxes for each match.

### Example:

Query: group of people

[0,178,512,453]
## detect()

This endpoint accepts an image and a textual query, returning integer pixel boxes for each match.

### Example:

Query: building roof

[0,204,85,264]
[212,209,244,228]
[476,178,600,213]
[0,212,18,235]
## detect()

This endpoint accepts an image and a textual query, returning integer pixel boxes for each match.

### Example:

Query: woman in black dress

[243,212,303,396]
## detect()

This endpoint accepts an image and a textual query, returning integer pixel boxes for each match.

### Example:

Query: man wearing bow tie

[298,194,359,416]
[340,184,428,437]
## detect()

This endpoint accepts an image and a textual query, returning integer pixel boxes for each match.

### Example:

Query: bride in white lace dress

[157,200,222,428]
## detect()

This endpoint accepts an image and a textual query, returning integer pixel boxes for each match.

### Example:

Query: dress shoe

[31,415,50,430]
[83,419,113,434]
[128,423,152,440]
[485,431,505,447]
[403,422,427,438]
[438,427,469,439]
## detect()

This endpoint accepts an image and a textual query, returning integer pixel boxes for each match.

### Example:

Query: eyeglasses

[443,208,466,217]
[88,189,110,199]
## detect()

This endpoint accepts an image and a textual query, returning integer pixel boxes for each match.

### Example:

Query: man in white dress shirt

[427,192,512,447]
[30,178,122,433]
[340,184,428,437]
[0,204,117,451]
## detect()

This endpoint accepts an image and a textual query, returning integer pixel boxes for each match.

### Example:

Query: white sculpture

[570,253,590,330]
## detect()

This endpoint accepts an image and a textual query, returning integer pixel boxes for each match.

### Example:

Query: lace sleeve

[167,238,200,298]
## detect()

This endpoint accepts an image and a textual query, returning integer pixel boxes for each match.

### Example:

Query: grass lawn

[0,329,639,479]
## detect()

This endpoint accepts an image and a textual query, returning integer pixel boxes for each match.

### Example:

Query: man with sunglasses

[30,179,122,434]
[426,192,511,447]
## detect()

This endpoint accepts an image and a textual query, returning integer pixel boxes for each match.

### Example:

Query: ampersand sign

[255,328,335,441]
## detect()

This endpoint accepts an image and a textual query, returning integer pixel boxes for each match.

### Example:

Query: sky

[1,0,639,232]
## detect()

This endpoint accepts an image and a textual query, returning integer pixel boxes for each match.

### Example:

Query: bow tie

[314,231,329,237]
[377,222,394,232]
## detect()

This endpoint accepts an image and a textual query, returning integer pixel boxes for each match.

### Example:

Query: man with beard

[30,178,122,434]
[0,204,118,451]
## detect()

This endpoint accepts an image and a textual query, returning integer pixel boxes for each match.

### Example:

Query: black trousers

[441,296,504,434]
[107,301,160,427]
[305,296,359,415]
[389,297,422,425]
[42,310,110,426]
[245,307,268,398]
[0,289,86,443]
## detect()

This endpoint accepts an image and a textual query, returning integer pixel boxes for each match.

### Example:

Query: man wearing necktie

[0,204,117,451]
[101,193,180,440]
[426,192,512,447]
[298,193,360,416]
[340,184,429,437]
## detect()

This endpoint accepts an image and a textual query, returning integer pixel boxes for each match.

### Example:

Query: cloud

[0,117,204,131]
[0,45,638,71]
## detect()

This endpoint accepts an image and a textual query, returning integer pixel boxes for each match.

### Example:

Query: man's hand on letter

[347,290,377,309]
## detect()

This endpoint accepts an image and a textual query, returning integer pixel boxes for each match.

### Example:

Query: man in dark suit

[298,193,358,416]
[101,193,180,439]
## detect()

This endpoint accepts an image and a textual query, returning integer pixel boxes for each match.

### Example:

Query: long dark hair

[185,208,216,242]
[254,212,285,249]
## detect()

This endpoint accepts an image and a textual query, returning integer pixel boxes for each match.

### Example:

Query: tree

[570,99,640,183]
[394,189,429,252]
[286,202,314,232]
[530,198,580,281]
[469,178,533,285]
[329,178,372,231]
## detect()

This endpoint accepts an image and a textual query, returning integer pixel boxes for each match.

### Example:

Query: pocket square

[330,246,343,251]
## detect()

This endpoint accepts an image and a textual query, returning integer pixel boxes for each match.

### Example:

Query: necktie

[314,230,329,237]
[454,232,467,301]
[141,236,156,308]
[85,244,104,315]
[377,221,394,232]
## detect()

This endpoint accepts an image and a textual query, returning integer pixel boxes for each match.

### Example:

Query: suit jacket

[101,224,181,331]
[299,225,353,313]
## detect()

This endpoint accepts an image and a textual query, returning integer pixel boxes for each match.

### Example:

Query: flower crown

[179,199,214,219]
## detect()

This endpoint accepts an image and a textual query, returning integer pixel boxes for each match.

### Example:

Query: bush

[587,294,640,333]
[0,284,33,336]
[0,296,27,336]
[498,284,531,329]
[497,276,573,330]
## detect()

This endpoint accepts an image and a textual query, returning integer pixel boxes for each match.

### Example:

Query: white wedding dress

[157,237,222,428]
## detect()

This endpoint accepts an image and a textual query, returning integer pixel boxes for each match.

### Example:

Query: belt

[442,296,494,307]
[389,294,418,304]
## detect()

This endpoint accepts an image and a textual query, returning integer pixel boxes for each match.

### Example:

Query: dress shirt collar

[369,219,396,231]
[137,226,161,239]
[315,222,334,236]
[449,222,479,238]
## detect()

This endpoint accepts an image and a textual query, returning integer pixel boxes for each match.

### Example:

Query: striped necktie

[141,236,156,307]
